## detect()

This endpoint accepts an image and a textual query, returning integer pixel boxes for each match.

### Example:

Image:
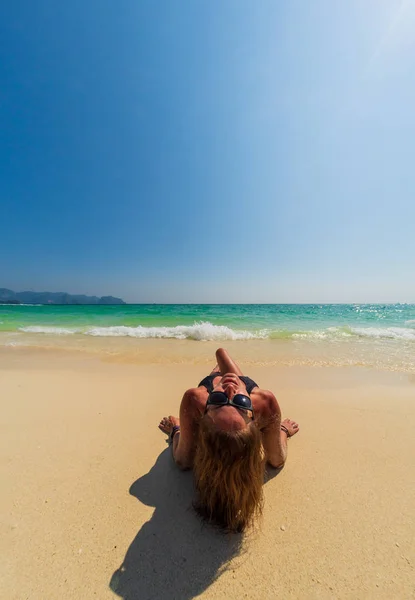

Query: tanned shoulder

[251,389,281,429]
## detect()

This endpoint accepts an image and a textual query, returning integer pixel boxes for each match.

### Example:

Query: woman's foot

[281,418,299,437]
[158,415,180,436]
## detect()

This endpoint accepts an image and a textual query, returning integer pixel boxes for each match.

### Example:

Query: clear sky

[1,0,414,303]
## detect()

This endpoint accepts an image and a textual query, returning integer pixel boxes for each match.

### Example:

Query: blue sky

[1,0,414,303]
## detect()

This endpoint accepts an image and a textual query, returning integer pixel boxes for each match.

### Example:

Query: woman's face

[205,373,252,431]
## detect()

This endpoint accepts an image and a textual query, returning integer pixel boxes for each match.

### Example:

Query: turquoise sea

[1,304,414,372]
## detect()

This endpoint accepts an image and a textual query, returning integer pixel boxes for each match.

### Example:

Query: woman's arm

[257,390,287,469]
[171,387,205,470]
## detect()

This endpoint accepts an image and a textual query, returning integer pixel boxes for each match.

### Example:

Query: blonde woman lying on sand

[159,347,299,532]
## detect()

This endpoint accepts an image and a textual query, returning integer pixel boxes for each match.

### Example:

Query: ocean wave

[292,326,415,341]
[19,326,77,335]
[291,327,349,340]
[85,322,264,341]
[350,326,415,341]
[15,322,415,342]
[0,303,42,306]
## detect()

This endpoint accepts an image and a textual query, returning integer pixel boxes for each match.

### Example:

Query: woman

[159,348,299,532]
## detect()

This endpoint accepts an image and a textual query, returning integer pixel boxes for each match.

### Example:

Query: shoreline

[1,334,414,375]
[1,344,414,385]
[1,349,414,599]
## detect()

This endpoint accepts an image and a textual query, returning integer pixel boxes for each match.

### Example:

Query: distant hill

[0,288,126,305]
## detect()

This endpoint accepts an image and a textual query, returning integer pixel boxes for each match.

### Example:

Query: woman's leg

[215,348,243,376]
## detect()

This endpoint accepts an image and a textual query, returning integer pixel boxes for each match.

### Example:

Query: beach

[3,0,415,595]
[1,345,414,599]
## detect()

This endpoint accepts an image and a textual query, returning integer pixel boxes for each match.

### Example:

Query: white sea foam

[19,326,76,335]
[15,322,415,342]
[0,303,42,306]
[292,326,415,341]
[85,322,264,341]
[292,331,329,340]
[291,327,352,340]
[350,326,415,341]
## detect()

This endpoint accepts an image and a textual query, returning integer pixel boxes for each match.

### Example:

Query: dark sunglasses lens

[208,392,227,405]
[233,395,252,409]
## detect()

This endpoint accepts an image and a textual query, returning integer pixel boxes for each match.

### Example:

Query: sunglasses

[205,391,254,419]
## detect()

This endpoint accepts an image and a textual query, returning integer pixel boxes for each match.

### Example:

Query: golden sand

[1,347,414,599]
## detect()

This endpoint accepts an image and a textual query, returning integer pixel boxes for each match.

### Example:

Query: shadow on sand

[110,448,248,600]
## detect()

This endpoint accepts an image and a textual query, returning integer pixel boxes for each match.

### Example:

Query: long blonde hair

[193,415,265,532]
